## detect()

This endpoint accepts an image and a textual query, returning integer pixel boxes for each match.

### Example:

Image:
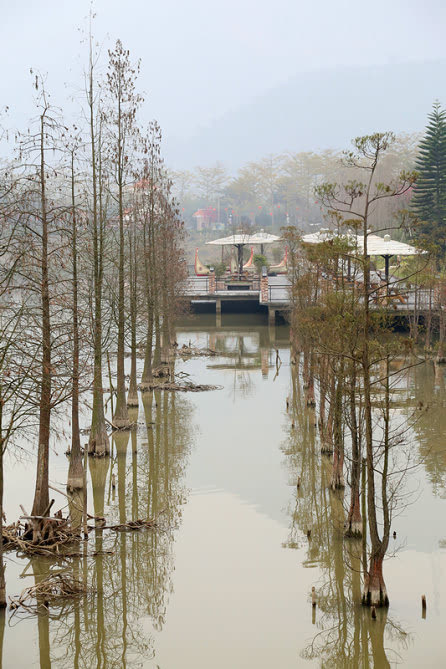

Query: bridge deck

[184,276,440,315]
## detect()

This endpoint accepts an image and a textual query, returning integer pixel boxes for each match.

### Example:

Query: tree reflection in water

[6,389,193,668]
[283,363,409,668]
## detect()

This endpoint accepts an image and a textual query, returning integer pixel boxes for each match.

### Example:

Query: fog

[2,0,446,167]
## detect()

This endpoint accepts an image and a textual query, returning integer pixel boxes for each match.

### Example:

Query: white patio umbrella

[302,229,426,287]
[206,231,281,274]
[206,234,252,275]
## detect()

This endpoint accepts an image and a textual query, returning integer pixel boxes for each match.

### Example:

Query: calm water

[2,314,446,668]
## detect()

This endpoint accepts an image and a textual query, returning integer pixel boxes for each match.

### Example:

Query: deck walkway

[183,275,441,325]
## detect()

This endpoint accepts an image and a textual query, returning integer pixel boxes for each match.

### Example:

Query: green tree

[412,101,446,253]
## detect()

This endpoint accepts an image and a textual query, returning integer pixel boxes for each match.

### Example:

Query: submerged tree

[86,30,110,457]
[315,132,418,607]
[106,39,142,429]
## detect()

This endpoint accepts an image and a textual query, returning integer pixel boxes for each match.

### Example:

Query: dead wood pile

[138,380,221,392]
[9,573,93,615]
[2,505,159,557]
[177,344,217,358]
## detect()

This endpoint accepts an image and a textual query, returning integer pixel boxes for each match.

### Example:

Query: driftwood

[100,518,157,532]
[9,573,93,615]
[177,344,218,358]
[138,380,221,393]
[3,511,158,556]
[2,519,90,558]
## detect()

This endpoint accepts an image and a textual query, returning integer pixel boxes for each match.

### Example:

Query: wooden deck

[183,275,442,327]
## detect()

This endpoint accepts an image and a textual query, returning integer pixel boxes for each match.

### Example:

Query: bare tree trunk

[127,221,138,407]
[331,364,345,489]
[32,112,51,517]
[68,151,84,489]
[321,370,334,454]
[362,553,388,607]
[345,362,362,537]
[0,434,5,607]
[88,43,109,457]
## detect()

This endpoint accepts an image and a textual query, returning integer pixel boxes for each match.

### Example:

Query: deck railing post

[208,269,216,294]
[260,266,269,304]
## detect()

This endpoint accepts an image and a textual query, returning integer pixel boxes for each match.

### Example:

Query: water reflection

[410,360,446,497]
[283,363,409,668]
[2,323,445,668]
[3,389,193,668]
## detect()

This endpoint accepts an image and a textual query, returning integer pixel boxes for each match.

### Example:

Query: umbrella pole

[384,255,390,297]
[238,245,243,278]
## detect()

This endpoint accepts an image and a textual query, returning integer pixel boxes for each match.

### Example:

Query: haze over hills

[165,60,446,171]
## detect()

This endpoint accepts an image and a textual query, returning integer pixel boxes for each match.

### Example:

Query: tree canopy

[412,101,446,253]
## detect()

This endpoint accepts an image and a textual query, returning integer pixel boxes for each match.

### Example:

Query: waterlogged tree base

[344,520,362,538]
[331,474,345,490]
[362,586,389,608]
[66,473,84,491]
[88,422,110,457]
[362,563,389,607]
[112,417,132,430]
[126,394,139,408]
[321,442,333,455]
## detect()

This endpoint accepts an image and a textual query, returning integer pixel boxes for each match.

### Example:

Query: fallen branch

[177,344,218,358]
[138,381,221,393]
[100,518,157,532]
[9,573,94,615]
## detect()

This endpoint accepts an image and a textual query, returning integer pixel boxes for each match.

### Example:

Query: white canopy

[301,230,425,257]
[206,230,281,246]
[361,234,425,257]
[206,233,251,246]
[248,231,281,244]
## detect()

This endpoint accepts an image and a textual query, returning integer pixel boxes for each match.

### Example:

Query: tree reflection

[35,388,194,667]
[282,365,409,667]
[411,360,446,497]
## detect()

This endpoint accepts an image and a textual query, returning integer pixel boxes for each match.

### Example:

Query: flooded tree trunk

[331,365,345,489]
[32,112,51,517]
[153,313,162,372]
[127,220,139,408]
[321,370,334,454]
[88,49,109,457]
[317,357,326,439]
[425,285,433,352]
[68,151,84,490]
[362,553,389,607]
[346,362,362,537]
[141,313,154,389]
[113,174,130,428]
[436,301,446,363]
[0,434,5,607]
[305,351,316,407]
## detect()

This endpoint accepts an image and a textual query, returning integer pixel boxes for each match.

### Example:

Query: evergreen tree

[412,101,446,253]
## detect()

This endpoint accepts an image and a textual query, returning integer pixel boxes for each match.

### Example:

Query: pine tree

[412,101,446,253]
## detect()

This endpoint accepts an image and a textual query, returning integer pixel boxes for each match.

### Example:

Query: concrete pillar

[268,306,276,326]
[216,298,221,327]
[260,267,269,304]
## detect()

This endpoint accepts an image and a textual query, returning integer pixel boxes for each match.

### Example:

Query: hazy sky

[2,0,446,142]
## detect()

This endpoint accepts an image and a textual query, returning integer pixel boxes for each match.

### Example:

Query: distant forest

[173,133,419,235]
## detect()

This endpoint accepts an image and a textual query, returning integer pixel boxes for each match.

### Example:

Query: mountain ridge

[165,60,446,170]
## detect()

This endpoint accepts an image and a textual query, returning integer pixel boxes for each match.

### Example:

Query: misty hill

[165,60,446,170]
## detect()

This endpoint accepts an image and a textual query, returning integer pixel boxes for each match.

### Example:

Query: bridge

[183,274,290,326]
[183,273,441,329]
